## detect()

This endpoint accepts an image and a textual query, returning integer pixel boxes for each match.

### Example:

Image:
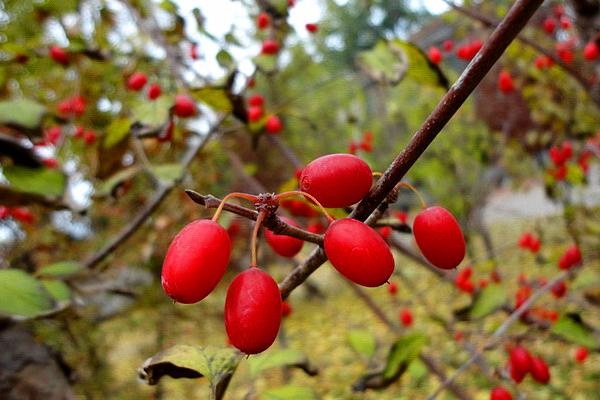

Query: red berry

[559,244,582,269]
[264,216,304,258]
[83,130,96,144]
[45,126,62,145]
[57,100,72,115]
[43,158,59,169]
[378,226,392,241]
[584,41,599,60]
[190,43,199,60]
[394,211,408,223]
[413,206,466,270]
[49,46,69,65]
[387,281,398,295]
[70,95,85,115]
[257,12,270,30]
[225,267,282,354]
[454,331,463,342]
[400,308,413,327]
[248,94,265,107]
[556,42,574,63]
[575,347,588,363]
[281,300,292,318]
[74,126,85,139]
[261,39,279,55]
[554,5,565,18]
[479,278,489,288]
[428,46,442,64]
[469,39,483,58]
[247,106,263,122]
[300,154,372,208]
[543,18,556,34]
[456,45,471,60]
[127,72,147,91]
[173,95,197,118]
[324,218,394,287]
[518,232,534,249]
[530,356,550,384]
[0,206,9,219]
[347,141,358,154]
[280,199,318,218]
[509,346,533,376]
[148,83,162,100]
[227,220,241,239]
[10,207,35,224]
[497,70,514,94]
[265,115,283,134]
[443,40,454,52]
[551,280,567,298]
[560,17,571,30]
[307,221,325,234]
[490,386,513,400]
[306,23,318,33]
[534,55,553,69]
[161,220,231,304]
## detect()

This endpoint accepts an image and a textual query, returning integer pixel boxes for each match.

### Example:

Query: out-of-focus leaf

[159,0,178,13]
[0,269,56,318]
[191,87,233,112]
[261,385,317,400]
[41,280,71,302]
[551,314,600,349]
[151,163,184,184]
[224,32,241,46]
[391,39,449,89]
[131,96,172,129]
[3,166,66,198]
[347,329,376,357]
[37,261,82,278]
[469,284,507,319]
[248,349,317,378]
[95,166,141,198]
[216,49,234,69]
[254,54,277,73]
[353,333,426,391]
[357,40,407,85]
[278,176,299,193]
[103,118,131,149]
[0,99,46,130]
[139,345,242,400]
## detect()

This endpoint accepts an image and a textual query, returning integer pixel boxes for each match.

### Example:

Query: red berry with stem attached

[261,39,279,55]
[306,23,318,33]
[127,72,147,91]
[148,83,162,100]
[575,347,589,363]
[161,220,231,304]
[490,386,513,400]
[584,42,599,60]
[265,115,283,134]
[173,95,197,117]
[300,153,372,208]
[509,346,533,376]
[530,356,550,384]
[257,12,270,30]
[400,308,413,327]
[248,94,265,107]
[225,267,282,354]
[324,218,394,287]
[49,46,69,65]
[428,46,442,64]
[264,216,304,258]
[413,206,466,270]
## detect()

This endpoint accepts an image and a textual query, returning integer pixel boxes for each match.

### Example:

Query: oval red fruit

[257,12,270,30]
[148,83,162,100]
[490,386,513,400]
[264,216,304,258]
[530,356,550,384]
[161,220,231,304]
[575,347,588,363]
[400,308,413,327]
[413,206,465,269]
[584,42,599,60]
[173,95,197,118]
[247,106,263,122]
[265,115,283,134]
[261,39,279,55]
[49,46,69,65]
[306,23,318,33]
[428,46,442,64]
[300,153,372,208]
[248,94,265,107]
[324,218,394,287]
[225,267,282,354]
[127,72,147,91]
[509,346,532,376]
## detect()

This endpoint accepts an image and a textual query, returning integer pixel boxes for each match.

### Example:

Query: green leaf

[254,54,277,73]
[551,314,600,350]
[131,96,172,128]
[95,166,141,198]
[469,284,507,319]
[248,349,317,378]
[41,279,71,302]
[0,99,46,129]
[139,345,242,400]
[191,87,232,113]
[216,49,234,69]
[390,39,449,89]
[3,166,66,198]
[0,269,56,318]
[151,163,184,184]
[261,385,318,400]
[357,40,407,85]
[103,118,131,149]
[382,333,427,379]
[347,329,376,357]
[37,261,82,278]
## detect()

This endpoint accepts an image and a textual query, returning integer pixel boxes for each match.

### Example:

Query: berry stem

[212,192,259,223]
[395,182,428,209]
[251,209,268,268]
[275,191,335,223]
[372,171,383,178]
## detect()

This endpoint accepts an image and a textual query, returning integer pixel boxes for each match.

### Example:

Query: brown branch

[267,135,304,170]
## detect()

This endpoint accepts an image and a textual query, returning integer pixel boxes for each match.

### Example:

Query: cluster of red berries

[558,244,582,269]
[507,346,550,385]
[0,206,35,225]
[517,232,541,253]
[427,39,483,65]
[256,10,318,34]
[347,131,374,154]
[246,93,283,134]
[57,95,86,118]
